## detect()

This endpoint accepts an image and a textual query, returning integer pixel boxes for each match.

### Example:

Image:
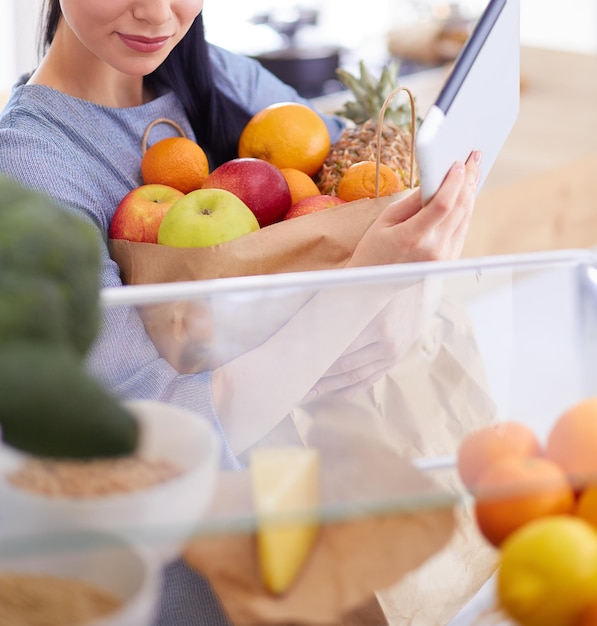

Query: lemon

[498,515,597,626]
[249,446,320,594]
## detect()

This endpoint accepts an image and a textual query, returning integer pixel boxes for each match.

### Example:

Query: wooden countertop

[482,46,597,190]
[316,46,597,258]
[463,46,597,257]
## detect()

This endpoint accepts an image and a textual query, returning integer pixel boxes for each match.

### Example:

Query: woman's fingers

[376,187,423,226]
[306,338,394,398]
[316,339,394,379]
[305,355,397,400]
[443,150,482,255]
[348,151,482,267]
[408,150,481,259]
[419,150,481,222]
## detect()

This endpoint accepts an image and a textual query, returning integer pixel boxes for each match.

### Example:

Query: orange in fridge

[456,421,542,490]
[473,456,575,547]
[141,136,209,194]
[545,398,597,489]
[577,600,597,626]
[575,485,597,528]
[279,168,321,206]
[238,103,331,177]
[336,161,403,202]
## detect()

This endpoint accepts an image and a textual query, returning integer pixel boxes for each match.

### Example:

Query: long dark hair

[40,1,251,167]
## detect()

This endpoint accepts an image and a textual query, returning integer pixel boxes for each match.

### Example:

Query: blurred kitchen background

[2,0,596,99]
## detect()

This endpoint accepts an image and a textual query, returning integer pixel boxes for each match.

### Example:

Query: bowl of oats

[0,530,161,626]
[0,400,221,562]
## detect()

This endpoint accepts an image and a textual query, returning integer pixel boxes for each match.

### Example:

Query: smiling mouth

[117,33,170,53]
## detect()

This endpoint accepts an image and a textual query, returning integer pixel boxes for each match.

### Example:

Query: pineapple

[316,61,419,196]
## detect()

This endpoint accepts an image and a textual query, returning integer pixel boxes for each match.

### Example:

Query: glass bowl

[0,530,161,626]
[0,400,221,562]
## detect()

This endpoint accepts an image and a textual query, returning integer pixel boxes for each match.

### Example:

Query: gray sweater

[0,44,343,625]
[0,43,343,466]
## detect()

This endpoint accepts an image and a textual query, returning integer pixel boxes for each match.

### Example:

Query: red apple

[283,194,346,220]
[110,184,184,243]
[201,158,291,227]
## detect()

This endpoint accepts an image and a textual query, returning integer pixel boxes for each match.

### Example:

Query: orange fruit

[238,103,331,177]
[473,456,575,547]
[575,485,597,528]
[141,136,209,194]
[456,421,542,490]
[577,600,597,625]
[545,398,597,489]
[279,168,321,206]
[336,161,403,202]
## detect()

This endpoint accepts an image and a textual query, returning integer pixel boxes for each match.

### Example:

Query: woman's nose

[132,0,173,24]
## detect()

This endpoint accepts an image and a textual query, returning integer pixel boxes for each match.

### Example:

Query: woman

[0,1,480,623]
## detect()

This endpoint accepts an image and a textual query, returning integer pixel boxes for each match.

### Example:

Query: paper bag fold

[108,192,412,373]
[108,192,411,285]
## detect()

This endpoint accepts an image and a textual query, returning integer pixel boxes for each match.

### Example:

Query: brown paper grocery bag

[108,192,412,373]
[109,193,409,285]
[288,296,499,625]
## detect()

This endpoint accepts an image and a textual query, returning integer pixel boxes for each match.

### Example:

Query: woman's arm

[0,106,479,462]
[211,154,481,453]
[348,154,481,268]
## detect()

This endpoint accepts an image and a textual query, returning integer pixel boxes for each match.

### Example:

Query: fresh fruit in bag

[317,61,418,196]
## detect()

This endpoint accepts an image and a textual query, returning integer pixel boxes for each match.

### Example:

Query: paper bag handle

[374,86,417,197]
[142,118,187,155]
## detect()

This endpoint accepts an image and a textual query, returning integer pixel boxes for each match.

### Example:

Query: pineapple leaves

[335,60,420,129]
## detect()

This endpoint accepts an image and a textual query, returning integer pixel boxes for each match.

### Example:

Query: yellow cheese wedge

[249,446,321,594]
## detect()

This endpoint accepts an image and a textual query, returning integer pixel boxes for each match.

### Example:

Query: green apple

[110,183,184,243]
[158,188,260,248]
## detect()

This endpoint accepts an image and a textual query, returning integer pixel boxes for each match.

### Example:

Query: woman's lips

[117,33,170,53]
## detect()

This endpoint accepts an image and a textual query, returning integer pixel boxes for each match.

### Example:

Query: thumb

[377,188,422,226]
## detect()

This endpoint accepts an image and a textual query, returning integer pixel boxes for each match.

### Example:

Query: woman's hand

[348,151,482,268]
[305,279,440,399]
[307,152,481,399]
[213,153,480,450]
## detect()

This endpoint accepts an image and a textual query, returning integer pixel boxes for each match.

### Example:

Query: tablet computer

[415,0,520,203]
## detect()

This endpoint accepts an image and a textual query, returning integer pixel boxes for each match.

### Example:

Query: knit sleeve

[0,126,242,471]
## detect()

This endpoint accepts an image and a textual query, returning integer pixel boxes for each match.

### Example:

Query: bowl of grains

[0,400,221,562]
[0,530,161,626]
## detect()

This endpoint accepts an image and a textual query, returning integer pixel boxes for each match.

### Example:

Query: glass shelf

[98,248,597,534]
[2,248,596,549]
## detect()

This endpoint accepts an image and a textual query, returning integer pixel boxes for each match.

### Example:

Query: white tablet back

[415,0,520,203]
